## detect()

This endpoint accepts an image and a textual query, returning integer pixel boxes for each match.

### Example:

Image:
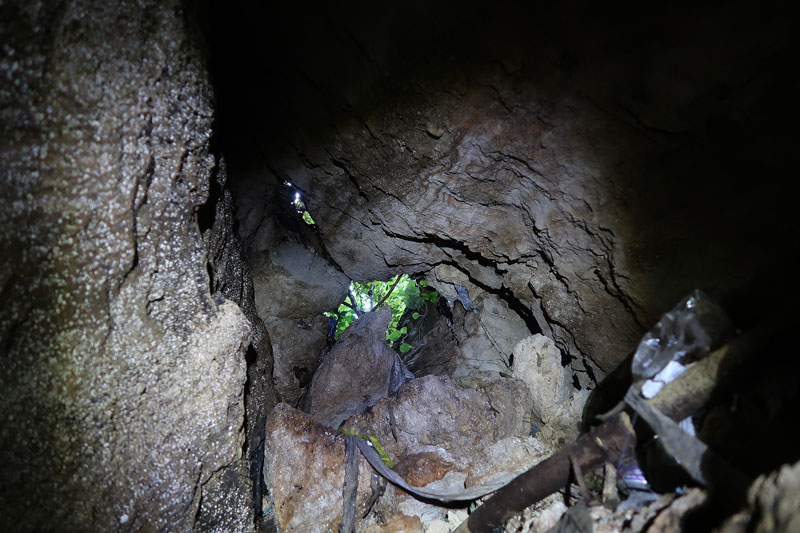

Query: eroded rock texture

[202,158,279,519]
[265,404,375,533]
[1,2,258,529]
[216,3,797,386]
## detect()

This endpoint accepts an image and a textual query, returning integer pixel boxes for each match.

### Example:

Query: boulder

[307,307,401,428]
[266,314,331,404]
[512,334,590,449]
[264,404,374,533]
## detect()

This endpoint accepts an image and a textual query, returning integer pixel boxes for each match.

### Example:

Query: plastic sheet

[632,290,735,381]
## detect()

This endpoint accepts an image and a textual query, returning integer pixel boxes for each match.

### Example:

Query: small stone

[426,125,445,139]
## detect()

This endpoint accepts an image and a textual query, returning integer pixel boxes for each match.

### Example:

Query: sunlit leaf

[400,343,412,353]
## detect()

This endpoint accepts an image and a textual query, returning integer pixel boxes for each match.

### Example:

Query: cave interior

[1,0,798,531]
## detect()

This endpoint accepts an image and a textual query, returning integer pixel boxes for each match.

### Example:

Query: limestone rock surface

[202,158,279,518]
[349,375,544,531]
[400,291,530,380]
[512,334,590,449]
[266,314,331,404]
[1,2,253,529]
[249,236,348,407]
[264,403,374,533]
[346,374,534,471]
[251,241,349,319]
[308,307,399,428]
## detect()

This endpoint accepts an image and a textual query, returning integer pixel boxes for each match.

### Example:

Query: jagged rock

[264,403,374,533]
[266,314,331,404]
[512,334,590,449]
[345,374,532,463]
[1,1,253,529]
[402,291,528,379]
[308,307,401,428]
[361,514,423,533]
[343,374,540,529]
[502,494,567,533]
[203,157,279,518]
[251,241,349,319]
[585,489,706,533]
[249,238,349,408]
[465,436,551,488]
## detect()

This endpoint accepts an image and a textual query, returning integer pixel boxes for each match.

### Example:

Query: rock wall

[215,2,797,386]
[1,1,262,529]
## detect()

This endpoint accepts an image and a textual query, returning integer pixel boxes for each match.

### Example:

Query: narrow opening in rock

[283,181,315,226]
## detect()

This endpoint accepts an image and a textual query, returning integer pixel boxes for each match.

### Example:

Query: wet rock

[512,334,590,449]
[308,307,399,428]
[1,1,253,529]
[264,403,374,533]
[203,157,279,518]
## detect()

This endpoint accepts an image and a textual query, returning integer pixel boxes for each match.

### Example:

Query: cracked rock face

[1,2,254,530]
[219,3,796,386]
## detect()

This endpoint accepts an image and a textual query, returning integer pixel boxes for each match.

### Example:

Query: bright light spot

[295,192,301,202]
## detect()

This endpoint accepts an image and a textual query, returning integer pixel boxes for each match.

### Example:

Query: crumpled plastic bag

[632,289,735,382]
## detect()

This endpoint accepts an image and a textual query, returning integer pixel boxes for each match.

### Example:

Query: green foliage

[327,275,438,350]
[338,427,395,467]
[301,210,315,225]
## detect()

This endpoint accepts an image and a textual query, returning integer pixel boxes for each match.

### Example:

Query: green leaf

[400,343,412,353]
[412,312,420,320]
[400,326,407,334]
[419,280,428,287]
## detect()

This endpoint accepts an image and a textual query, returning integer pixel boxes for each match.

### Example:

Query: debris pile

[263,292,798,532]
